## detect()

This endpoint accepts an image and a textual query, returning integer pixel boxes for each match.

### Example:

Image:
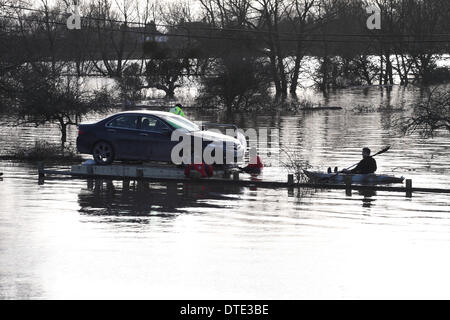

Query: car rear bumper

[76,136,93,154]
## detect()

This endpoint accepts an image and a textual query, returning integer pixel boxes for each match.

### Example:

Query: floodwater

[0,85,449,299]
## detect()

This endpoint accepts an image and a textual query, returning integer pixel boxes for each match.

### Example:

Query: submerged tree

[142,37,193,98]
[395,88,450,138]
[86,0,140,79]
[116,62,145,103]
[141,17,200,98]
[195,16,272,112]
[198,54,271,112]
[7,64,113,150]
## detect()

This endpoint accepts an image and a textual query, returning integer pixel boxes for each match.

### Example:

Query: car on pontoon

[76,110,245,165]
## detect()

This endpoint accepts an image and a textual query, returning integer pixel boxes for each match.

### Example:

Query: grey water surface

[0,85,449,299]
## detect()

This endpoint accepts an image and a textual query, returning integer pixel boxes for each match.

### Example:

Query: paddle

[324,145,391,181]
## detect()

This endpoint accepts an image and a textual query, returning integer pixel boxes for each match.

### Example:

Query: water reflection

[359,190,377,208]
[1,82,450,299]
[0,276,45,300]
[78,179,244,218]
[1,159,450,299]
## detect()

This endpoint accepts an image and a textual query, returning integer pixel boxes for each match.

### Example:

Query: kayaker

[343,147,377,174]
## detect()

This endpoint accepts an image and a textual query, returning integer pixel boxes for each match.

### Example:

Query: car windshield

[160,114,200,132]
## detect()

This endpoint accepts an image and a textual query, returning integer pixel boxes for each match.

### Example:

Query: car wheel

[93,141,114,165]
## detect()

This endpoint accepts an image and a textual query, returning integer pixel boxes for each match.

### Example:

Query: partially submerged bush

[280,148,312,184]
[351,104,377,113]
[313,56,379,91]
[351,104,405,114]
[9,141,81,161]
[278,99,317,112]
[394,88,450,137]
[376,105,405,113]
[5,64,114,149]
[197,55,272,113]
[116,63,145,104]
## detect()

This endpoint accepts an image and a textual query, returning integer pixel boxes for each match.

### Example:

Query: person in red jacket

[184,163,214,178]
[240,151,263,175]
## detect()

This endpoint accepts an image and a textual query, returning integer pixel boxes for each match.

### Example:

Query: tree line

[0,0,449,145]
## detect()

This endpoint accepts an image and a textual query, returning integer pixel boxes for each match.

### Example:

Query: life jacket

[184,163,214,178]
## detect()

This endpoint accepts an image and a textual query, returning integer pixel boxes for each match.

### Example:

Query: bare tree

[395,88,450,138]
[285,0,316,95]
[7,64,113,149]
[135,1,199,98]
[406,0,448,84]
[86,0,140,78]
[249,0,289,97]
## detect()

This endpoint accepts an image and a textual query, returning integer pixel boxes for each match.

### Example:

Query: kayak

[303,170,404,185]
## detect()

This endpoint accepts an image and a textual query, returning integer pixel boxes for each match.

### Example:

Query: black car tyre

[93,141,114,165]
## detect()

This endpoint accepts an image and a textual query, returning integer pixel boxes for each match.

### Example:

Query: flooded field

[0,85,449,299]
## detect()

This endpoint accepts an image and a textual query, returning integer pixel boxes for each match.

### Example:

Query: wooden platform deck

[35,163,450,196]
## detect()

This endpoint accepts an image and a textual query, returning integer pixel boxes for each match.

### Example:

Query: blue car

[76,111,245,165]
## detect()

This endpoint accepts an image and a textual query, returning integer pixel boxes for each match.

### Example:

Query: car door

[105,115,142,159]
[137,116,175,161]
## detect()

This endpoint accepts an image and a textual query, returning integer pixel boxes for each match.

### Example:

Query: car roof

[114,110,177,117]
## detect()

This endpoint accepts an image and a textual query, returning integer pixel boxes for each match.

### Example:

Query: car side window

[107,116,139,129]
[140,116,168,132]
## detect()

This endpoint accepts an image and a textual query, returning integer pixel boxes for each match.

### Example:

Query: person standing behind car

[170,103,185,117]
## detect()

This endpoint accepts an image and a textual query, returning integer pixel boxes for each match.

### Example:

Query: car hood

[190,130,242,145]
